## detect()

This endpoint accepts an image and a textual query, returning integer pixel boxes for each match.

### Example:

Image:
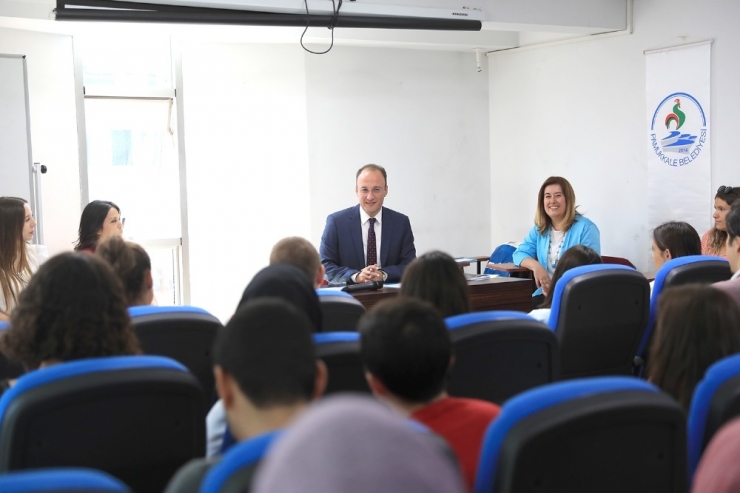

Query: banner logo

[649,92,707,167]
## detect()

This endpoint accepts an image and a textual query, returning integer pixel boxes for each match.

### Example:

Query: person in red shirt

[359,297,500,491]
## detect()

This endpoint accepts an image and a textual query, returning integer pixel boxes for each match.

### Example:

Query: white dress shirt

[351,208,385,282]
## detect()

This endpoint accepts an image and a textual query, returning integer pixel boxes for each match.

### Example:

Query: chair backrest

[688,353,740,479]
[0,355,206,493]
[601,255,636,268]
[200,430,282,493]
[484,245,516,276]
[475,377,687,493]
[549,264,649,379]
[0,468,132,493]
[0,323,24,381]
[445,311,559,405]
[315,289,366,332]
[129,305,222,405]
[638,256,732,366]
[313,332,370,394]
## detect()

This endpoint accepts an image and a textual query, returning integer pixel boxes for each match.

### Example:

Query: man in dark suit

[320,164,416,284]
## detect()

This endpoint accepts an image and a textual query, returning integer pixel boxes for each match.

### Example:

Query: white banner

[646,41,711,233]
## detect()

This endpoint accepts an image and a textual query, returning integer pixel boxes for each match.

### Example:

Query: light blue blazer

[512,215,601,296]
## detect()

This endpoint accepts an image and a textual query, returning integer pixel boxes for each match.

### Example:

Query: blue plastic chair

[201,430,283,493]
[0,355,206,493]
[315,289,366,332]
[0,468,131,493]
[548,264,649,379]
[445,311,558,404]
[313,332,369,394]
[129,305,222,405]
[484,245,516,276]
[475,377,686,493]
[688,353,740,479]
[637,256,731,374]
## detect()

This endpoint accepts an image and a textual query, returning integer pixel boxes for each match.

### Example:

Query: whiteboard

[0,54,40,242]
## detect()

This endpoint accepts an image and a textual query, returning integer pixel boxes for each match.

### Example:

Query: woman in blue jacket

[512,176,600,305]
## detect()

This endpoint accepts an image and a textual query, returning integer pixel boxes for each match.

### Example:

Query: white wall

[181,42,312,322]
[0,27,80,255]
[182,43,490,321]
[305,46,491,258]
[488,0,740,271]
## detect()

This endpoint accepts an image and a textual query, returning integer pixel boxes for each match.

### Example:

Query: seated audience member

[164,298,327,493]
[269,236,325,288]
[713,200,740,306]
[648,285,740,412]
[399,251,470,318]
[692,417,740,493]
[74,200,124,253]
[0,253,140,394]
[206,263,323,457]
[650,221,702,291]
[0,197,46,320]
[528,245,602,323]
[96,236,154,307]
[701,186,740,258]
[252,395,466,493]
[359,298,500,491]
[512,176,600,307]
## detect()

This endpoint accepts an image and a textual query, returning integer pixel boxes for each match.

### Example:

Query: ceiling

[0,0,630,53]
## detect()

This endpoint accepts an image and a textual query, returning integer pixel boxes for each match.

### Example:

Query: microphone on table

[342,280,384,293]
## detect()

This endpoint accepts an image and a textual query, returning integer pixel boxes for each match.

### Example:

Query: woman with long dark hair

[74,200,123,253]
[0,197,42,319]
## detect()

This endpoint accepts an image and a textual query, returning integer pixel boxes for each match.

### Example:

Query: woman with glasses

[0,197,45,320]
[74,200,124,253]
[702,186,740,258]
[512,176,601,307]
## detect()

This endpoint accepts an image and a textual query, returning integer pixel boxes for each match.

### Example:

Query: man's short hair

[356,164,388,186]
[359,297,451,403]
[269,237,321,282]
[727,200,740,242]
[214,298,316,408]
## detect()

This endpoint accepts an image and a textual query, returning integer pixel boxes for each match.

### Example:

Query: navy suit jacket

[320,205,416,284]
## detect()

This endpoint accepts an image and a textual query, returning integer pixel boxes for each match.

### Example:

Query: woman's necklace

[548,229,567,273]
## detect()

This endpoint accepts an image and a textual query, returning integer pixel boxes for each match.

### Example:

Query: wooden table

[349,276,534,313]
[485,262,533,279]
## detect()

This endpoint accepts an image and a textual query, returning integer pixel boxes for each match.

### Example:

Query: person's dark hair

[74,200,120,252]
[0,252,141,370]
[539,245,602,309]
[269,237,321,285]
[214,298,316,408]
[0,197,31,311]
[648,284,740,411]
[356,164,387,186]
[708,186,740,254]
[399,250,470,317]
[359,297,451,403]
[534,176,579,234]
[95,236,152,307]
[725,200,740,243]
[653,221,701,259]
[237,263,322,331]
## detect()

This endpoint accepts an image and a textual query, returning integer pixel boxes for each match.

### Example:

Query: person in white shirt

[528,245,602,324]
[319,164,416,285]
[0,197,45,319]
[713,201,740,307]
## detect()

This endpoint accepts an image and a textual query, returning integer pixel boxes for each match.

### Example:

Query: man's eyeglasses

[718,186,734,195]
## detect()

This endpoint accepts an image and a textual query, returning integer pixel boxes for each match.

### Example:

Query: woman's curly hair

[1,252,140,370]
